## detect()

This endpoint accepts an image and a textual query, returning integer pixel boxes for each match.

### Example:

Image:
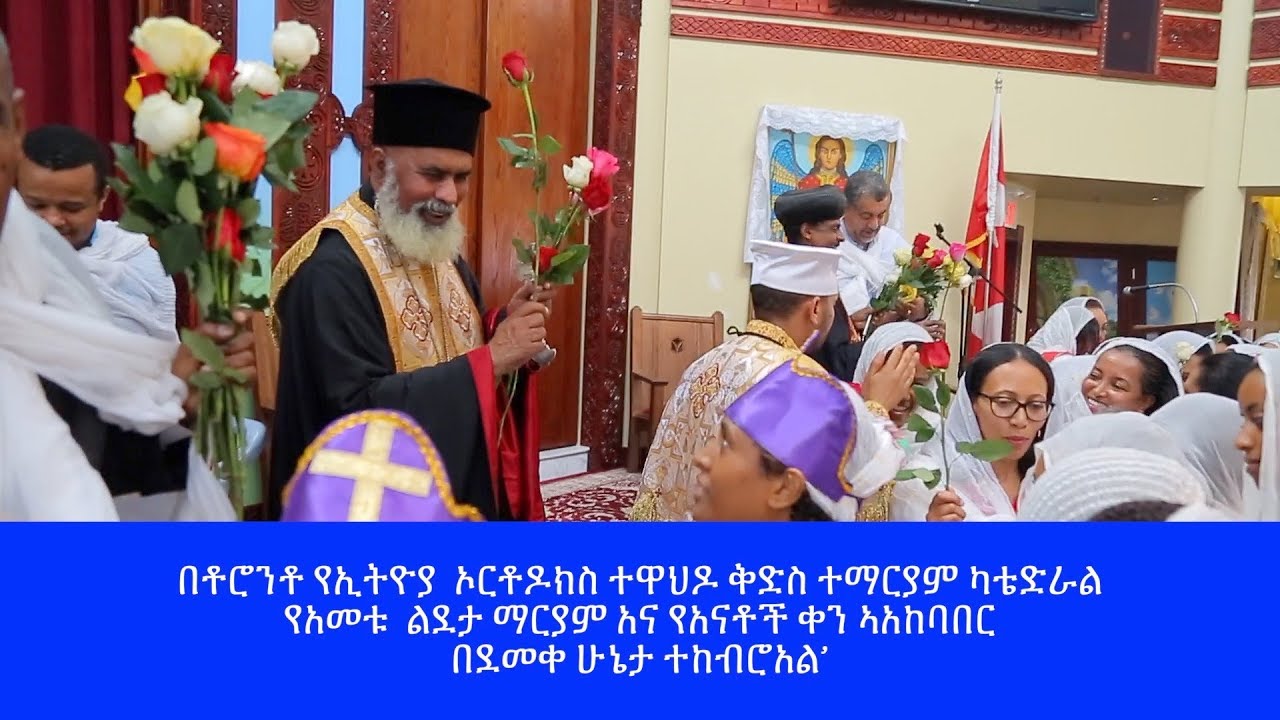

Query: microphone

[1122,282,1199,323]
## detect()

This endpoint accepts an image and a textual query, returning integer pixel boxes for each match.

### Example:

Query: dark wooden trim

[581,0,642,472]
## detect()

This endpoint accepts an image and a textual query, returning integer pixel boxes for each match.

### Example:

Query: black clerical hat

[368,79,492,154]
[773,186,846,228]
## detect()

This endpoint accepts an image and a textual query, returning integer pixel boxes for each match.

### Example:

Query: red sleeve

[466,347,546,521]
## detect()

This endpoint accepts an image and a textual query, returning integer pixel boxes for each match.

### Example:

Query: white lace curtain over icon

[745,104,908,263]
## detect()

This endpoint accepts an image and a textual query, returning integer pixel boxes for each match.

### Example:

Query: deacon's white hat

[749,240,840,297]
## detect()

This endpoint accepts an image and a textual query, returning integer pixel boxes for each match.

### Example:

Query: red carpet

[542,469,639,521]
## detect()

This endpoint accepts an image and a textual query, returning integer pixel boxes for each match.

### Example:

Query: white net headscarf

[1151,394,1248,512]
[853,322,932,383]
[1035,410,1189,473]
[809,383,906,521]
[1019,447,1206,521]
[1254,332,1280,348]
[1153,330,1213,366]
[1044,354,1095,437]
[1246,352,1280,521]
[1093,336,1185,404]
[1026,305,1094,355]
[1229,344,1266,358]
[1059,296,1100,312]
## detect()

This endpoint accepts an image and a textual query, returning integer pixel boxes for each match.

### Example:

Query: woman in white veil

[1019,447,1206,521]
[854,322,935,452]
[1235,351,1280,520]
[1060,296,1108,338]
[921,343,1054,521]
[1255,332,1280,349]
[1152,394,1248,513]
[1026,305,1099,360]
[1081,337,1183,415]
[1044,354,1095,437]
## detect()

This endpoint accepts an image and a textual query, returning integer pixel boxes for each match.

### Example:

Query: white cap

[748,240,840,297]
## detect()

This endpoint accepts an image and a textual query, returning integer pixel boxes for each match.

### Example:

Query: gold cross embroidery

[306,419,435,521]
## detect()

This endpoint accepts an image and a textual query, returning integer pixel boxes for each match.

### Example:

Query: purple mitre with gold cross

[724,358,856,503]
[282,410,483,522]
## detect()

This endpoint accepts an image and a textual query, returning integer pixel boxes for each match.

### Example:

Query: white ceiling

[1008,173,1192,206]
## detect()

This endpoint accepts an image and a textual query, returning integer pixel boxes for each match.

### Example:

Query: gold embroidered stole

[270,193,483,372]
[629,323,822,521]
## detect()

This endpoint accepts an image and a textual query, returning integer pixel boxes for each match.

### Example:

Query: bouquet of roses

[871,228,974,318]
[497,50,617,289]
[114,16,320,516]
[893,340,1014,490]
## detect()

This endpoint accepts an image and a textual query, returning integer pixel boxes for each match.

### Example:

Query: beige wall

[630,3,1279,333]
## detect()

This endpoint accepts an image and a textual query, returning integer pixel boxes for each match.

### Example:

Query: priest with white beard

[269,79,554,521]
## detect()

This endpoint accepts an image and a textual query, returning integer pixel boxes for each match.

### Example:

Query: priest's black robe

[41,379,189,497]
[809,299,863,383]
[270,222,543,522]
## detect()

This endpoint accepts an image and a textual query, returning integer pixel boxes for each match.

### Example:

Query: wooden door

[1026,241,1178,338]
[397,0,592,449]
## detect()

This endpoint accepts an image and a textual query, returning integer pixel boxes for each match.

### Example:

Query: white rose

[131,17,221,79]
[893,248,912,265]
[885,268,901,284]
[562,155,593,190]
[957,274,974,290]
[272,20,320,72]
[133,92,203,156]
[1175,342,1193,364]
[233,60,282,97]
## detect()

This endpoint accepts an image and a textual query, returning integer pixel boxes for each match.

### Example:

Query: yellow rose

[898,284,919,303]
[948,260,969,283]
[130,17,221,79]
[124,75,143,112]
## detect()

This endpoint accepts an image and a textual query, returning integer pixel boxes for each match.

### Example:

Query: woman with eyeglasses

[923,343,1055,522]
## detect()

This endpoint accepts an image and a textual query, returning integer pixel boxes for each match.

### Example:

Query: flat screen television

[895,0,1098,22]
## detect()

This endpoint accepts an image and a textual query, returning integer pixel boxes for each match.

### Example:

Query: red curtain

[0,0,137,220]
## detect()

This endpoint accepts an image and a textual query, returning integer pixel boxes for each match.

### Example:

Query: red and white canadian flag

[964,76,1007,361]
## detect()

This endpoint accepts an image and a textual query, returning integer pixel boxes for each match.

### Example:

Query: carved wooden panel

[194,0,236,51]
[1165,0,1220,10]
[582,0,642,471]
[1162,15,1220,61]
[1157,62,1217,86]
[350,0,400,155]
[1248,63,1280,87]
[672,0,1103,48]
[1252,16,1280,61]
[670,13,1099,75]
[1257,0,1280,12]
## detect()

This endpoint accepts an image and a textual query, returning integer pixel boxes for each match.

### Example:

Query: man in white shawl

[0,38,236,520]
[18,123,176,341]
[836,171,944,341]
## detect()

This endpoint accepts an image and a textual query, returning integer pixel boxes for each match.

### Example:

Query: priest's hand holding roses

[490,301,549,377]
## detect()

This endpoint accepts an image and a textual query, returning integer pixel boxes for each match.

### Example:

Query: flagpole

[983,73,1003,343]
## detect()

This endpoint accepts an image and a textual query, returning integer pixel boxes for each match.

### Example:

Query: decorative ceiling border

[670,12,1217,87]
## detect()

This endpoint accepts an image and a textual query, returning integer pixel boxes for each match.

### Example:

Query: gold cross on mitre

[306,417,437,521]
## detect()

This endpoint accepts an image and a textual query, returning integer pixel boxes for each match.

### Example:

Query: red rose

[501,50,531,84]
[537,244,559,270]
[919,340,951,371]
[582,174,612,215]
[208,207,245,262]
[913,233,931,256]
[132,47,160,75]
[137,73,168,99]
[1224,312,1240,326]
[927,249,946,268]
[203,53,236,103]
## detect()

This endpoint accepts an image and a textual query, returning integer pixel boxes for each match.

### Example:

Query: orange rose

[203,122,267,182]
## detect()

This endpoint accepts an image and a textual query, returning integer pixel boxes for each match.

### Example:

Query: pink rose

[587,147,619,180]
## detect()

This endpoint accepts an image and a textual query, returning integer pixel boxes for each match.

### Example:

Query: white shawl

[1027,305,1094,355]
[78,220,179,342]
[1152,394,1249,513]
[0,191,232,521]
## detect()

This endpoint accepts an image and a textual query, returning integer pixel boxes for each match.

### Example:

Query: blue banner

[3,523,1275,717]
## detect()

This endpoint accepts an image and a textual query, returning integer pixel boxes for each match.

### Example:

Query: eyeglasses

[976,393,1052,422]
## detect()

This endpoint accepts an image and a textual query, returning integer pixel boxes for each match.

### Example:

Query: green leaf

[191,137,218,176]
[234,110,292,150]
[913,385,939,413]
[180,328,227,371]
[221,367,249,384]
[538,134,562,156]
[147,174,179,214]
[905,414,932,433]
[187,370,223,391]
[512,239,534,266]
[895,469,919,481]
[534,213,558,242]
[912,426,935,443]
[256,89,319,124]
[196,87,232,123]
[956,438,1015,462]
[262,158,297,192]
[247,224,274,248]
[498,137,527,158]
[117,208,156,235]
[147,160,166,184]
[936,382,952,411]
[175,179,203,224]
[921,469,942,490]
[155,223,203,274]
[230,86,261,119]
[550,242,589,271]
[111,143,147,183]
[237,197,262,226]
